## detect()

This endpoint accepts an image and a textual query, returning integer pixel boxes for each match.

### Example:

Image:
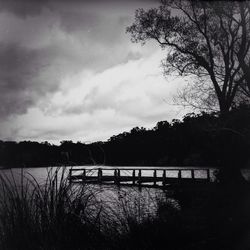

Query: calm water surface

[1,166,250,183]
[0,166,219,184]
[0,166,249,218]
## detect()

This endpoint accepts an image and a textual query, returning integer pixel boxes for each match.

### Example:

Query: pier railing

[68,167,212,188]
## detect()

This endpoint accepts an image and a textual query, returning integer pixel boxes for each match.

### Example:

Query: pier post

[138,169,142,187]
[98,168,102,183]
[162,170,166,187]
[191,169,195,179]
[153,170,157,186]
[117,169,120,186]
[114,169,117,184]
[132,170,136,185]
[207,169,210,182]
[82,169,86,183]
[114,169,120,185]
[178,170,182,179]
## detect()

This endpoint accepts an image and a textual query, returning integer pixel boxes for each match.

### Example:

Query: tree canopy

[127,0,250,114]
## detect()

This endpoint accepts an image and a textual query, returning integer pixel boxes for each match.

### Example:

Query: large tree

[127,0,250,114]
[236,1,250,98]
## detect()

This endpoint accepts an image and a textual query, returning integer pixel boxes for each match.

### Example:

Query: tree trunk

[215,128,248,186]
[218,98,230,115]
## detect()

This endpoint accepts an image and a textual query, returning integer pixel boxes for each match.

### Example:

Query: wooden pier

[68,167,212,188]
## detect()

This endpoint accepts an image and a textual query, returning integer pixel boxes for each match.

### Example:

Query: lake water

[0,165,217,184]
[1,165,250,184]
[0,166,181,222]
[0,166,249,225]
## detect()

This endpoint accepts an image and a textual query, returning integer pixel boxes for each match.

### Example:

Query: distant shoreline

[0,165,216,169]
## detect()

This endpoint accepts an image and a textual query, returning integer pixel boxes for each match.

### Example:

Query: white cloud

[1,49,188,143]
[0,0,190,143]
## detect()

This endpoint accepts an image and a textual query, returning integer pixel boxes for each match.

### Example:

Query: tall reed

[0,168,106,250]
[0,168,181,250]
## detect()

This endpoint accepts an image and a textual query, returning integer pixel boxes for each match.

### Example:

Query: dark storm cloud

[59,10,101,33]
[58,10,128,49]
[0,0,50,17]
[0,0,168,142]
[0,42,61,118]
[0,2,131,118]
[0,0,159,17]
[0,43,41,117]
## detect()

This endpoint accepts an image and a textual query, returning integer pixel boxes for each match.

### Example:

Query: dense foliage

[1,106,250,168]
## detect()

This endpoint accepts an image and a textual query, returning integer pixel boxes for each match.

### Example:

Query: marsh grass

[0,167,183,250]
[94,187,183,250]
[0,168,108,250]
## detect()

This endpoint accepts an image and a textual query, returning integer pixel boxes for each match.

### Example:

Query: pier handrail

[70,167,210,172]
[68,167,212,186]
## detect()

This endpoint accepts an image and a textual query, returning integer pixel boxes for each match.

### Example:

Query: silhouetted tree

[235,2,250,97]
[127,0,250,114]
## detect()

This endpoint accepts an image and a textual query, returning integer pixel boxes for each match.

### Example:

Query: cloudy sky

[0,0,189,144]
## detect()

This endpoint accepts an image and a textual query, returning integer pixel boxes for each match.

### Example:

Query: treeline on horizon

[1,105,250,168]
